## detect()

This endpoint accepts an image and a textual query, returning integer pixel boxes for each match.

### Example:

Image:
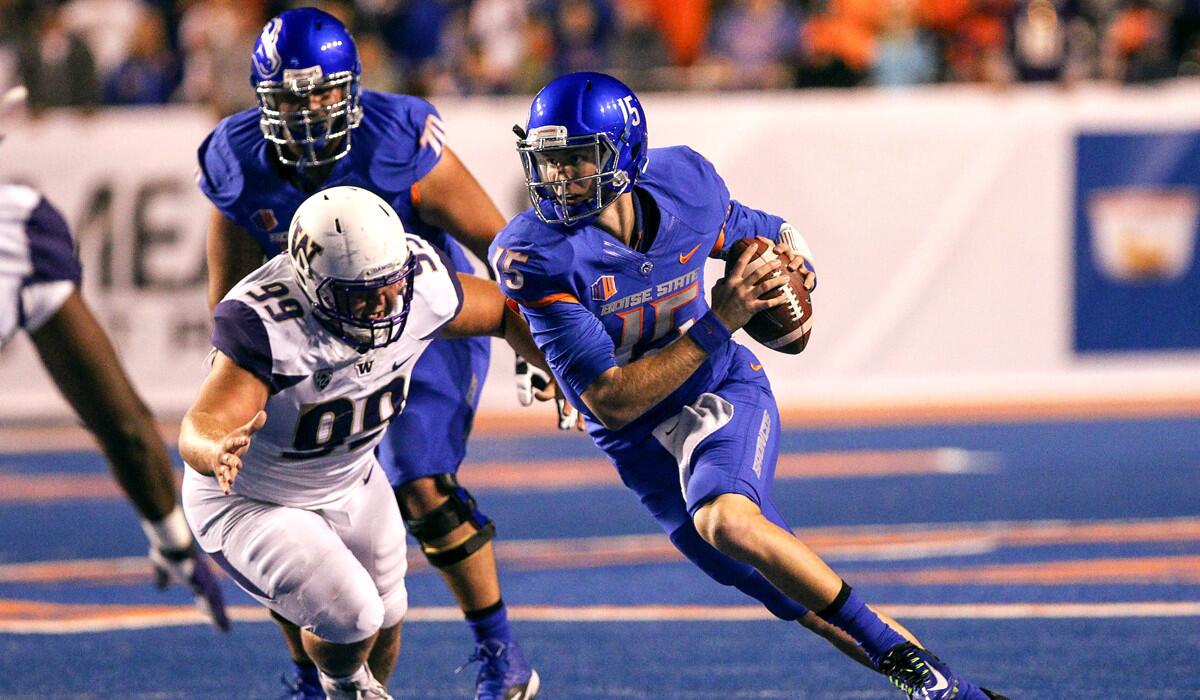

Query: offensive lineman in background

[179,186,548,700]
[194,8,537,699]
[0,85,228,630]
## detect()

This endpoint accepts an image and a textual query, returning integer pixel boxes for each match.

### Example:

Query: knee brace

[401,474,495,568]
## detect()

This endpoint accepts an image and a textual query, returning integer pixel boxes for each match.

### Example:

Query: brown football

[726,237,813,354]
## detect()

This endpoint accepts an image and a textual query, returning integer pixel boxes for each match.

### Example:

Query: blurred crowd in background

[0,0,1197,116]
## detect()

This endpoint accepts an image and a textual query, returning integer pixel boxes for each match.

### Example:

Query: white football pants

[183,461,408,643]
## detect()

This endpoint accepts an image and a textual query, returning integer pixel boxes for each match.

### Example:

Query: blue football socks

[816,581,907,664]
[465,599,512,645]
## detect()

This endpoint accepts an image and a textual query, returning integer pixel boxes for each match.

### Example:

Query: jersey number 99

[283,374,410,459]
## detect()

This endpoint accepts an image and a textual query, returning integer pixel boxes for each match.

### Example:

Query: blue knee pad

[668,524,808,621]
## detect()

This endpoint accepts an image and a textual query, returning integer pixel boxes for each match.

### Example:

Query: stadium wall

[3,84,1200,427]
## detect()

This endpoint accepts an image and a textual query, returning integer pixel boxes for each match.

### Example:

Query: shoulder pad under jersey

[490,211,578,306]
[404,234,463,340]
[639,145,731,234]
[358,91,445,192]
[195,108,262,212]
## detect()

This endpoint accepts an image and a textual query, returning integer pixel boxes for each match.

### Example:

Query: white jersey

[0,185,80,346]
[184,234,463,508]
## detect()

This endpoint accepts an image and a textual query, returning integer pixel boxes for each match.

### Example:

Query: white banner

[4,86,1200,424]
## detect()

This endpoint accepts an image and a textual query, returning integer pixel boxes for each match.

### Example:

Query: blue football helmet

[517,72,649,227]
[251,8,362,169]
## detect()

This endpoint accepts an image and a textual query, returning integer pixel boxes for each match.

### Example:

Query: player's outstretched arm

[443,273,550,369]
[178,352,268,494]
[31,290,177,519]
[413,146,506,265]
[31,290,231,630]
[445,273,581,429]
[582,246,790,430]
[206,208,264,311]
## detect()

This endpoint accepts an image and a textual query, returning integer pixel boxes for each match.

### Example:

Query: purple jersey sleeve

[212,299,273,387]
[25,196,81,284]
[414,239,464,340]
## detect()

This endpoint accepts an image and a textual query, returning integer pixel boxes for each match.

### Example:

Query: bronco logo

[253,18,283,79]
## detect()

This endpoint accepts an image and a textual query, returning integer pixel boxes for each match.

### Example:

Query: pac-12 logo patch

[313,369,332,391]
[591,274,617,301]
[253,18,283,79]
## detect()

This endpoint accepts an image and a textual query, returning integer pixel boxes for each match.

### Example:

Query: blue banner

[1074,131,1200,352]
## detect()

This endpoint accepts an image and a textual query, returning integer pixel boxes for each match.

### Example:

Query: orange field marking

[848,556,1200,585]
[2,601,1199,634]
[0,448,992,502]
[4,516,1197,583]
[3,392,1199,452]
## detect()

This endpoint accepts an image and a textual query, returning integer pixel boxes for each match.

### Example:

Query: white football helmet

[287,186,415,352]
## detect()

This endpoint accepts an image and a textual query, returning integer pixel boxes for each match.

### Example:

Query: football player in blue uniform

[0,86,228,633]
[194,9,536,700]
[492,72,1008,700]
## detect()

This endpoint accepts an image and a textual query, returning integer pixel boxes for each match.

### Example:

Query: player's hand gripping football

[516,356,583,430]
[711,242,791,332]
[774,224,817,292]
[215,410,267,494]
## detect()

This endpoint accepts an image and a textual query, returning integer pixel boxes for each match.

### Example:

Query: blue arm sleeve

[520,300,617,399]
[714,199,786,258]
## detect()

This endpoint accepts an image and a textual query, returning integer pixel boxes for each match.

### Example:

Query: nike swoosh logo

[749,363,763,371]
[392,354,414,371]
[679,244,702,264]
[927,666,950,692]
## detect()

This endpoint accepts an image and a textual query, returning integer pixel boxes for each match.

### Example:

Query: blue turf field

[1,416,1198,699]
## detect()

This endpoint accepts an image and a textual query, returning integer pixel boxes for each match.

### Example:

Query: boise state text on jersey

[491,145,786,450]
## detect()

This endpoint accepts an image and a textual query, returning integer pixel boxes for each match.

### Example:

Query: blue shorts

[608,348,790,534]
[602,349,807,620]
[376,334,490,487]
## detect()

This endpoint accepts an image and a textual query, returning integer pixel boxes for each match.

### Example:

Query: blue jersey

[196,89,473,273]
[492,146,785,451]
[198,89,491,483]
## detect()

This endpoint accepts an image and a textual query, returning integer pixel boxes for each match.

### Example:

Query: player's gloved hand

[774,223,817,292]
[142,508,231,632]
[552,380,585,432]
[515,355,553,407]
[516,356,583,431]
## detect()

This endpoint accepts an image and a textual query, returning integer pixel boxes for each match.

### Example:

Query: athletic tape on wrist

[141,505,192,552]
